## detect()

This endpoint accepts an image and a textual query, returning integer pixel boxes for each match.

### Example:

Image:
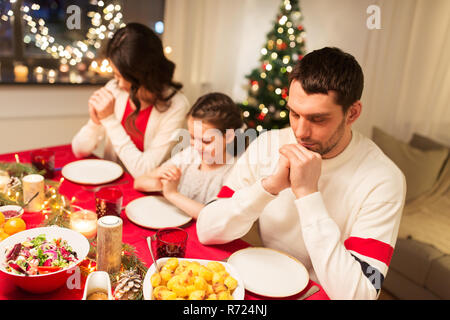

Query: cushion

[425,255,450,299]
[390,238,444,286]
[372,127,449,202]
[409,133,449,151]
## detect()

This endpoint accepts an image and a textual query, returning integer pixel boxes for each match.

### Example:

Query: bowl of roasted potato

[143,258,245,300]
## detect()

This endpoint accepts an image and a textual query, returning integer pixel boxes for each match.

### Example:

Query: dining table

[0,144,329,300]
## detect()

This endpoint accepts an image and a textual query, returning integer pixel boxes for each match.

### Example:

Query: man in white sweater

[196,47,406,300]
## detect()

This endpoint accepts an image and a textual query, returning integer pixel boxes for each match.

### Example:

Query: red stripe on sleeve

[344,237,394,266]
[217,186,235,198]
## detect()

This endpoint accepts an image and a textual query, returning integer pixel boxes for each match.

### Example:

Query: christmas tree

[239,0,306,132]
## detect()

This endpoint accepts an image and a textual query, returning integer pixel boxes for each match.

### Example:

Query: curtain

[359,0,450,144]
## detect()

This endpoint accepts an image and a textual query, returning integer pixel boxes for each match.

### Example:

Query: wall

[0,85,98,154]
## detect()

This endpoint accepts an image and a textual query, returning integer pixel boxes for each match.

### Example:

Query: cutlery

[146,236,160,274]
[297,285,319,300]
[82,180,129,193]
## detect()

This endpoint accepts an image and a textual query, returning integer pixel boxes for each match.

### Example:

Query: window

[0,0,165,85]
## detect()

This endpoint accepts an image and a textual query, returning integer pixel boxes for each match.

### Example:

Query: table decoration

[96,215,123,274]
[70,209,97,240]
[81,242,147,300]
[14,64,28,82]
[22,174,45,212]
[95,187,123,218]
[30,149,55,179]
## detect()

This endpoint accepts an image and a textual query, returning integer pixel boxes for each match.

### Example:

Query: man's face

[287,80,350,158]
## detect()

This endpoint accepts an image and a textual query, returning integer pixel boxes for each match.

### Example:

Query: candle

[48,69,56,83]
[14,64,28,82]
[96,216,123,274]
[34,66,44,83]
[71,210,97,239]
[22,174,45,212]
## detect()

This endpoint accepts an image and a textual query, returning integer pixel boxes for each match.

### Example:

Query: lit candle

[22,174,45,212]
[14,64,28,82]
[96,216,122,274]
[48,69,56,83]
[34,66,44,82]
[71,210,97,239]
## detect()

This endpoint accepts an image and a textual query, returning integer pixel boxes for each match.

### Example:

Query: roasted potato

[217,290,233,300]
[188,290,206,300]
[150,272,161,287]
[152,259,237,300]
[207,261,226,273]
[224,275,238,291]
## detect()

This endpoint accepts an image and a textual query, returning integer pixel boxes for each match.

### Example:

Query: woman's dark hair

[289,47,364,113]
[106,22,183,134]
[187,92,245,156]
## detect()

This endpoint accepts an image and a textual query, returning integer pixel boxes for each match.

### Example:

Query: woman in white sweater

[72,23,190,178]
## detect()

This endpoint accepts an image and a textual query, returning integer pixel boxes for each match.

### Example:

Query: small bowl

[0,205,24,221]
[82,271,113,300]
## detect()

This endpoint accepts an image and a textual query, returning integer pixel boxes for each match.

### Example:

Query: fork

[81,180,129,192]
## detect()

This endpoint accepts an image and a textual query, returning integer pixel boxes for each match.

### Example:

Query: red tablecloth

[0,144,329,300]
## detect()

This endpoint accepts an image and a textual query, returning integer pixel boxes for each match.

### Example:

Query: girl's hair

[187,92,246,156]
[106,23,183,134]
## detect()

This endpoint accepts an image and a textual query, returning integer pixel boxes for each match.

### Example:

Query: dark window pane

[0,1,14,57]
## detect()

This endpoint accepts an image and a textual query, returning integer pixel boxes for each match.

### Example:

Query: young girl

[72,23,190,178]
[134,92,244,219]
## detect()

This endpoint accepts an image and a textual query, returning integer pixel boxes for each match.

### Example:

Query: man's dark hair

[289,47,364,113]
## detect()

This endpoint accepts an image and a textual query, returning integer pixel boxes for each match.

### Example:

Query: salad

[4,234,78,276]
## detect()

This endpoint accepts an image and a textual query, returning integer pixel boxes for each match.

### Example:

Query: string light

[1,1,124,68]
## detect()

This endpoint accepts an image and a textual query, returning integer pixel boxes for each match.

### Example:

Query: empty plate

[125,196,192,229]
[227,247,309,298]
[62,159,124,185]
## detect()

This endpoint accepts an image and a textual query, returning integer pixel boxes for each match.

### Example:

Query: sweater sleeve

[71,119,105,158]
[197,131,278,244]
[99,98,188,178]
[295,171,406,300]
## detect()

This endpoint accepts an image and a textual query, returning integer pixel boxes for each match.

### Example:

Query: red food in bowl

[0,227,90,294]
[0,205,24,220]
[2,210,21,219]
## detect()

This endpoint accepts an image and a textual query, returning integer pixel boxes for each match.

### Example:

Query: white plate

[227,247,309,298]
[62,159,123,185]
[125,196,192,229]
[143,258,245,300]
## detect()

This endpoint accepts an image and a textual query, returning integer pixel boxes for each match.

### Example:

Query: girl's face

[187,116,234,164]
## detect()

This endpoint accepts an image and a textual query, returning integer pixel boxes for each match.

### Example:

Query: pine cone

[113,269,143,300]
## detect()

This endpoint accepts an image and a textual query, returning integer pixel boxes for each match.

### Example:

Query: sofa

[372,128,450,300]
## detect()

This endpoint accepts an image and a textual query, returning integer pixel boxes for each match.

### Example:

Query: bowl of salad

[0,226,90,293]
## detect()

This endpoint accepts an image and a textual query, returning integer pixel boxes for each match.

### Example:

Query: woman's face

[187,116,231,164]
[110,61,132,93]
[110,61,154,105]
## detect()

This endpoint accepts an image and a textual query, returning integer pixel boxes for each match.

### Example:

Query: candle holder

[70,209,98,240]
[152,227,188,259]
[97,215,123,274]
[30,149,55,179]
[95,187,123,218]
[22,174,45,212]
